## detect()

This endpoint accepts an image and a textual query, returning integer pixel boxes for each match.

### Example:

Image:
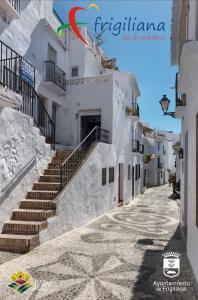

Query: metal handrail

[60,126,109,190]
[1,155,36,193]
[61,126,99,167]
[0,40,55,149]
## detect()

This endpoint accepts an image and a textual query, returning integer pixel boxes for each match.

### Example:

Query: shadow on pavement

[131,225,198,300]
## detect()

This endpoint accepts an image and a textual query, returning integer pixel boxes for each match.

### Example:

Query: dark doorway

[81,115,101,141]
[118,163,124,206]
[132,166,134,198]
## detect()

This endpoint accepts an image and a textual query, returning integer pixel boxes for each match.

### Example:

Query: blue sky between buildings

[54,0,180,133]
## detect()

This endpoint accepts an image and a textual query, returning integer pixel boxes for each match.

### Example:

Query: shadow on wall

[24,20,46,85]
[0,156,36,206]
[131,225,198,299]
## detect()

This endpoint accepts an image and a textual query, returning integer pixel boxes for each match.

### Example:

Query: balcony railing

[175,72,186,107]
[132,103,139,117]
[132,139,140,152]
[8,0,20,14]
[0,40,55,149]
[0,40,35,91]
[139,144,144,154]
[45,61,66,92]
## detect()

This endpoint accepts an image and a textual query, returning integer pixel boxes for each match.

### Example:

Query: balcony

[132,139,140,153]
[158,161,163,169]
[45,61,66,95]
[175,72,186,107]
[0,0,20,22]
[132,103,139,117]
[139,144,144,154]
[0,40,35,107]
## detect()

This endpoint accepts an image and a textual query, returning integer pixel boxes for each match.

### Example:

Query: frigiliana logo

[94,16,165,37]
[57,3,99,47]
[162,252,181,278]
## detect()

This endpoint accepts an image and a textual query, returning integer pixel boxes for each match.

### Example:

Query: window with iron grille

[128,165,131,180]
[109,167,114,183]
[135,165,138,181]
[102,168,107,186]
[71,66,79,77]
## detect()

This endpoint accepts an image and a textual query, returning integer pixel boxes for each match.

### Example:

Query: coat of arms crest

[162,251,181,278]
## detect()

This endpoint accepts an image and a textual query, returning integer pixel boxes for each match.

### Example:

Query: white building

[143,125,177,187]
[171,0,198,284]
[0,0,145,252]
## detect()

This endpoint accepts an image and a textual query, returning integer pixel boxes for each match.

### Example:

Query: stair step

[33,182,60,191]
[48,161,78,168]
[20,200,56,210]
[3,220,47,235]
[44,169,61,176]
[56,151,72,158]
[39,175,61,183]
[0,234,39,253]
[26,190,57,200]
[12,209,55,221]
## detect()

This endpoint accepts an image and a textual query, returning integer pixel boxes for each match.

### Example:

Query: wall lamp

[159,95,175,118]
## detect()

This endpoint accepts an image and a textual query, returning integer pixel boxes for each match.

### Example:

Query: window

[102,168,107,186]
[163,145,166,155]
[109,167,114,183]
[48,44,57,63]
[137,140,140,152]
[71,66,79,77]
[135,165,138,181]
[128,165,131,180]
[158,156,160,168]
[138,164,141,179]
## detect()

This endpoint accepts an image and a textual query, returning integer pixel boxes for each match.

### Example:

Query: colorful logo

[57,3,99,46]
[8,271,33,294]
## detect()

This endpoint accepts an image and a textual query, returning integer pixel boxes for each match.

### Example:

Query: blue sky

[54,0,180,133]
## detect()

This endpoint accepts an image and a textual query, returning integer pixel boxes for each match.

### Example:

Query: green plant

[125,106,137,116]
[144,153,152,164]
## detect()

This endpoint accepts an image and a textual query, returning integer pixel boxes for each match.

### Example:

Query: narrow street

[0,185,197,300]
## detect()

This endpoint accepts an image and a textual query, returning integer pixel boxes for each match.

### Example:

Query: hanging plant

[144,153,152,164]
[125,106,137,116]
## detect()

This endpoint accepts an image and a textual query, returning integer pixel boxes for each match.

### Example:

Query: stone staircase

[0,150,73,253]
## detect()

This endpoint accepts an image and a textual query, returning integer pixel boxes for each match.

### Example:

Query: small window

[138,164,141,179]
[128,165,131,180]
[102,168,106,186]
[109,167,114,183]
[71,66,79,77]
[135,165,138,181]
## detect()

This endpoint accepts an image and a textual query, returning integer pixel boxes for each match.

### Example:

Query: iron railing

[45,61,66,92]
[9,0,20,14]
[0,40,35,90]
[0,40,55,149]
[60,127,109,190]
[139,144,144,154]
[132,102,139,117]
[132,139,140,152]
[175,72,186,107]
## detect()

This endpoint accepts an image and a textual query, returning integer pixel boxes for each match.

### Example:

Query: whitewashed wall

[40,142,117,243]
[178,41,198,283]
[0,107,53,231]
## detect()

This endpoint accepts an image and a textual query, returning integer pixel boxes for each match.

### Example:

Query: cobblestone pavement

[0,185,197,299]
